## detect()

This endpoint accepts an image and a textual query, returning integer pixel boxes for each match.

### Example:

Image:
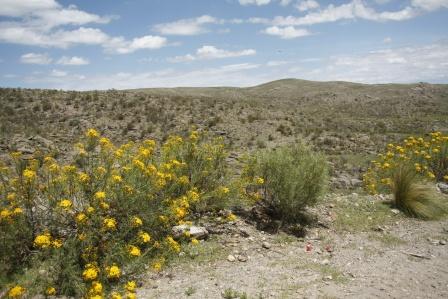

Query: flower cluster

[0,129,233,298]
[364,132,448,194]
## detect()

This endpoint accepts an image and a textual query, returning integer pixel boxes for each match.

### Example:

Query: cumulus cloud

[0,0,166,54]
[20,52,52,64]
[168,45,256,62]
[153,15,218,35]
[57,56,89,65]
[252,0,420,27]
[262,26,311,39]
[296,0,320,12]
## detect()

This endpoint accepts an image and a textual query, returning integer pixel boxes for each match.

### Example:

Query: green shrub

[392,164,446,219]
[242,143,328,223]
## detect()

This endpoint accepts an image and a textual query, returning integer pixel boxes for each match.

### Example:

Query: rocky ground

[138,193,448,299]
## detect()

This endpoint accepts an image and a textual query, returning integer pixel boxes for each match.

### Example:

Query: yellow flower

[1,209,11,219]
[82,265,98,281]
[131,216,143,227]
[444,175,448,181]
[87,206,95,214]
[226,213,237,222]
[112,175,123,183]
[138,231,151,243]
[12,207,23,215]
[219,186,230,195]
[34,233,51,248]
[382,162,390,169]
[424,155,431,160]
[103,218,117,231]
[427,172,435,179]
[46,287,56,296]
[125,281,137,292]
[433,148,440,153]
[52,239,63,248]
[255,176,264,185]
[111,292,122,299]
[126,292,136,299]
[86,129,99,138]
[58,199,72,210]
[94,191,106,200]
[178,175,189,185]
[8,285,25,298]
[191,238,199,245]
[78,172,90,183]
[166,236,181,253]
[23,169,36,182]
[107,265,121,279]
[128,245,141,257]
[89,281,102,295]
[76,213,87,223]
[99,201,109,210]
[7,193,16,201]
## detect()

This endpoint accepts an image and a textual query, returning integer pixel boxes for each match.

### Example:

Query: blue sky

[0,0,447,90]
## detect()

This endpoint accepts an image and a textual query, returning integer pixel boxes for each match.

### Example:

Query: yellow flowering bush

[0,129,234,298]
[364,131,448,195]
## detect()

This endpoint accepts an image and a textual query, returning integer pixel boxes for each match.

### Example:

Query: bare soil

[138,194,448,299]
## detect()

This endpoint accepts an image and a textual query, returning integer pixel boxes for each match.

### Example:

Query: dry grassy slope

[1,79,448,175]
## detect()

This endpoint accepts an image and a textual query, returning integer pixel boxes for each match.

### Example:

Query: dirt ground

[137,194,448,299]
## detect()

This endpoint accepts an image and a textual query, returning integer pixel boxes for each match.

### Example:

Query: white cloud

[153,15,218,35]
[20,52,52,64]
[239,0,271,5]
[50,69,67,77]
[0,1,164,54]
[57,56,89,65]
[254,0,419,27]
[263,26,311,39]
[383,37,392,43]
[296,0,320,12]
[111,35,168,54]
[299,41,448,83]
[169,45,256,62]
[411,0,448,11]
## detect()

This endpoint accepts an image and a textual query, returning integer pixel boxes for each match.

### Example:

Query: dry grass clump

[392,164,446,219]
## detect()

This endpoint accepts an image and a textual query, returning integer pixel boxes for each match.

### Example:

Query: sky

[0,0,447,90]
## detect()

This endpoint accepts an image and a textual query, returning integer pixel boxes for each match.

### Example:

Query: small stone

[262,241,271,249]
[227,255,236,262]
[439,240,446,245]
[237,255,248,262]
[321,259,330,265]
[391,209,400,215]
[323,275,333,281]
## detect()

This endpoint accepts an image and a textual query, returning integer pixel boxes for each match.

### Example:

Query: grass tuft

[392,164,447,220]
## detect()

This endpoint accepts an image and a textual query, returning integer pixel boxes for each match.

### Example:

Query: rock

[391,209,400,215]
[262,241,271,249]
[172,225,209,240]
[350,178,363,187]
[189,226,208,239]
[237,255,248,262]
[321,259,330,265]
[437,182,448,194]
[439,240,446,245]
[227,255,236,262]
[323,275,333,281]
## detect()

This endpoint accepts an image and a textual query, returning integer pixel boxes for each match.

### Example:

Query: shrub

[242,143,328,223]
[392,164,446,219]
[364,131,448,196]
[0,129,232,298]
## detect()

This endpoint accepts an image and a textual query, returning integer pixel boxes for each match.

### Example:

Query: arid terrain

[1,79,448,298]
